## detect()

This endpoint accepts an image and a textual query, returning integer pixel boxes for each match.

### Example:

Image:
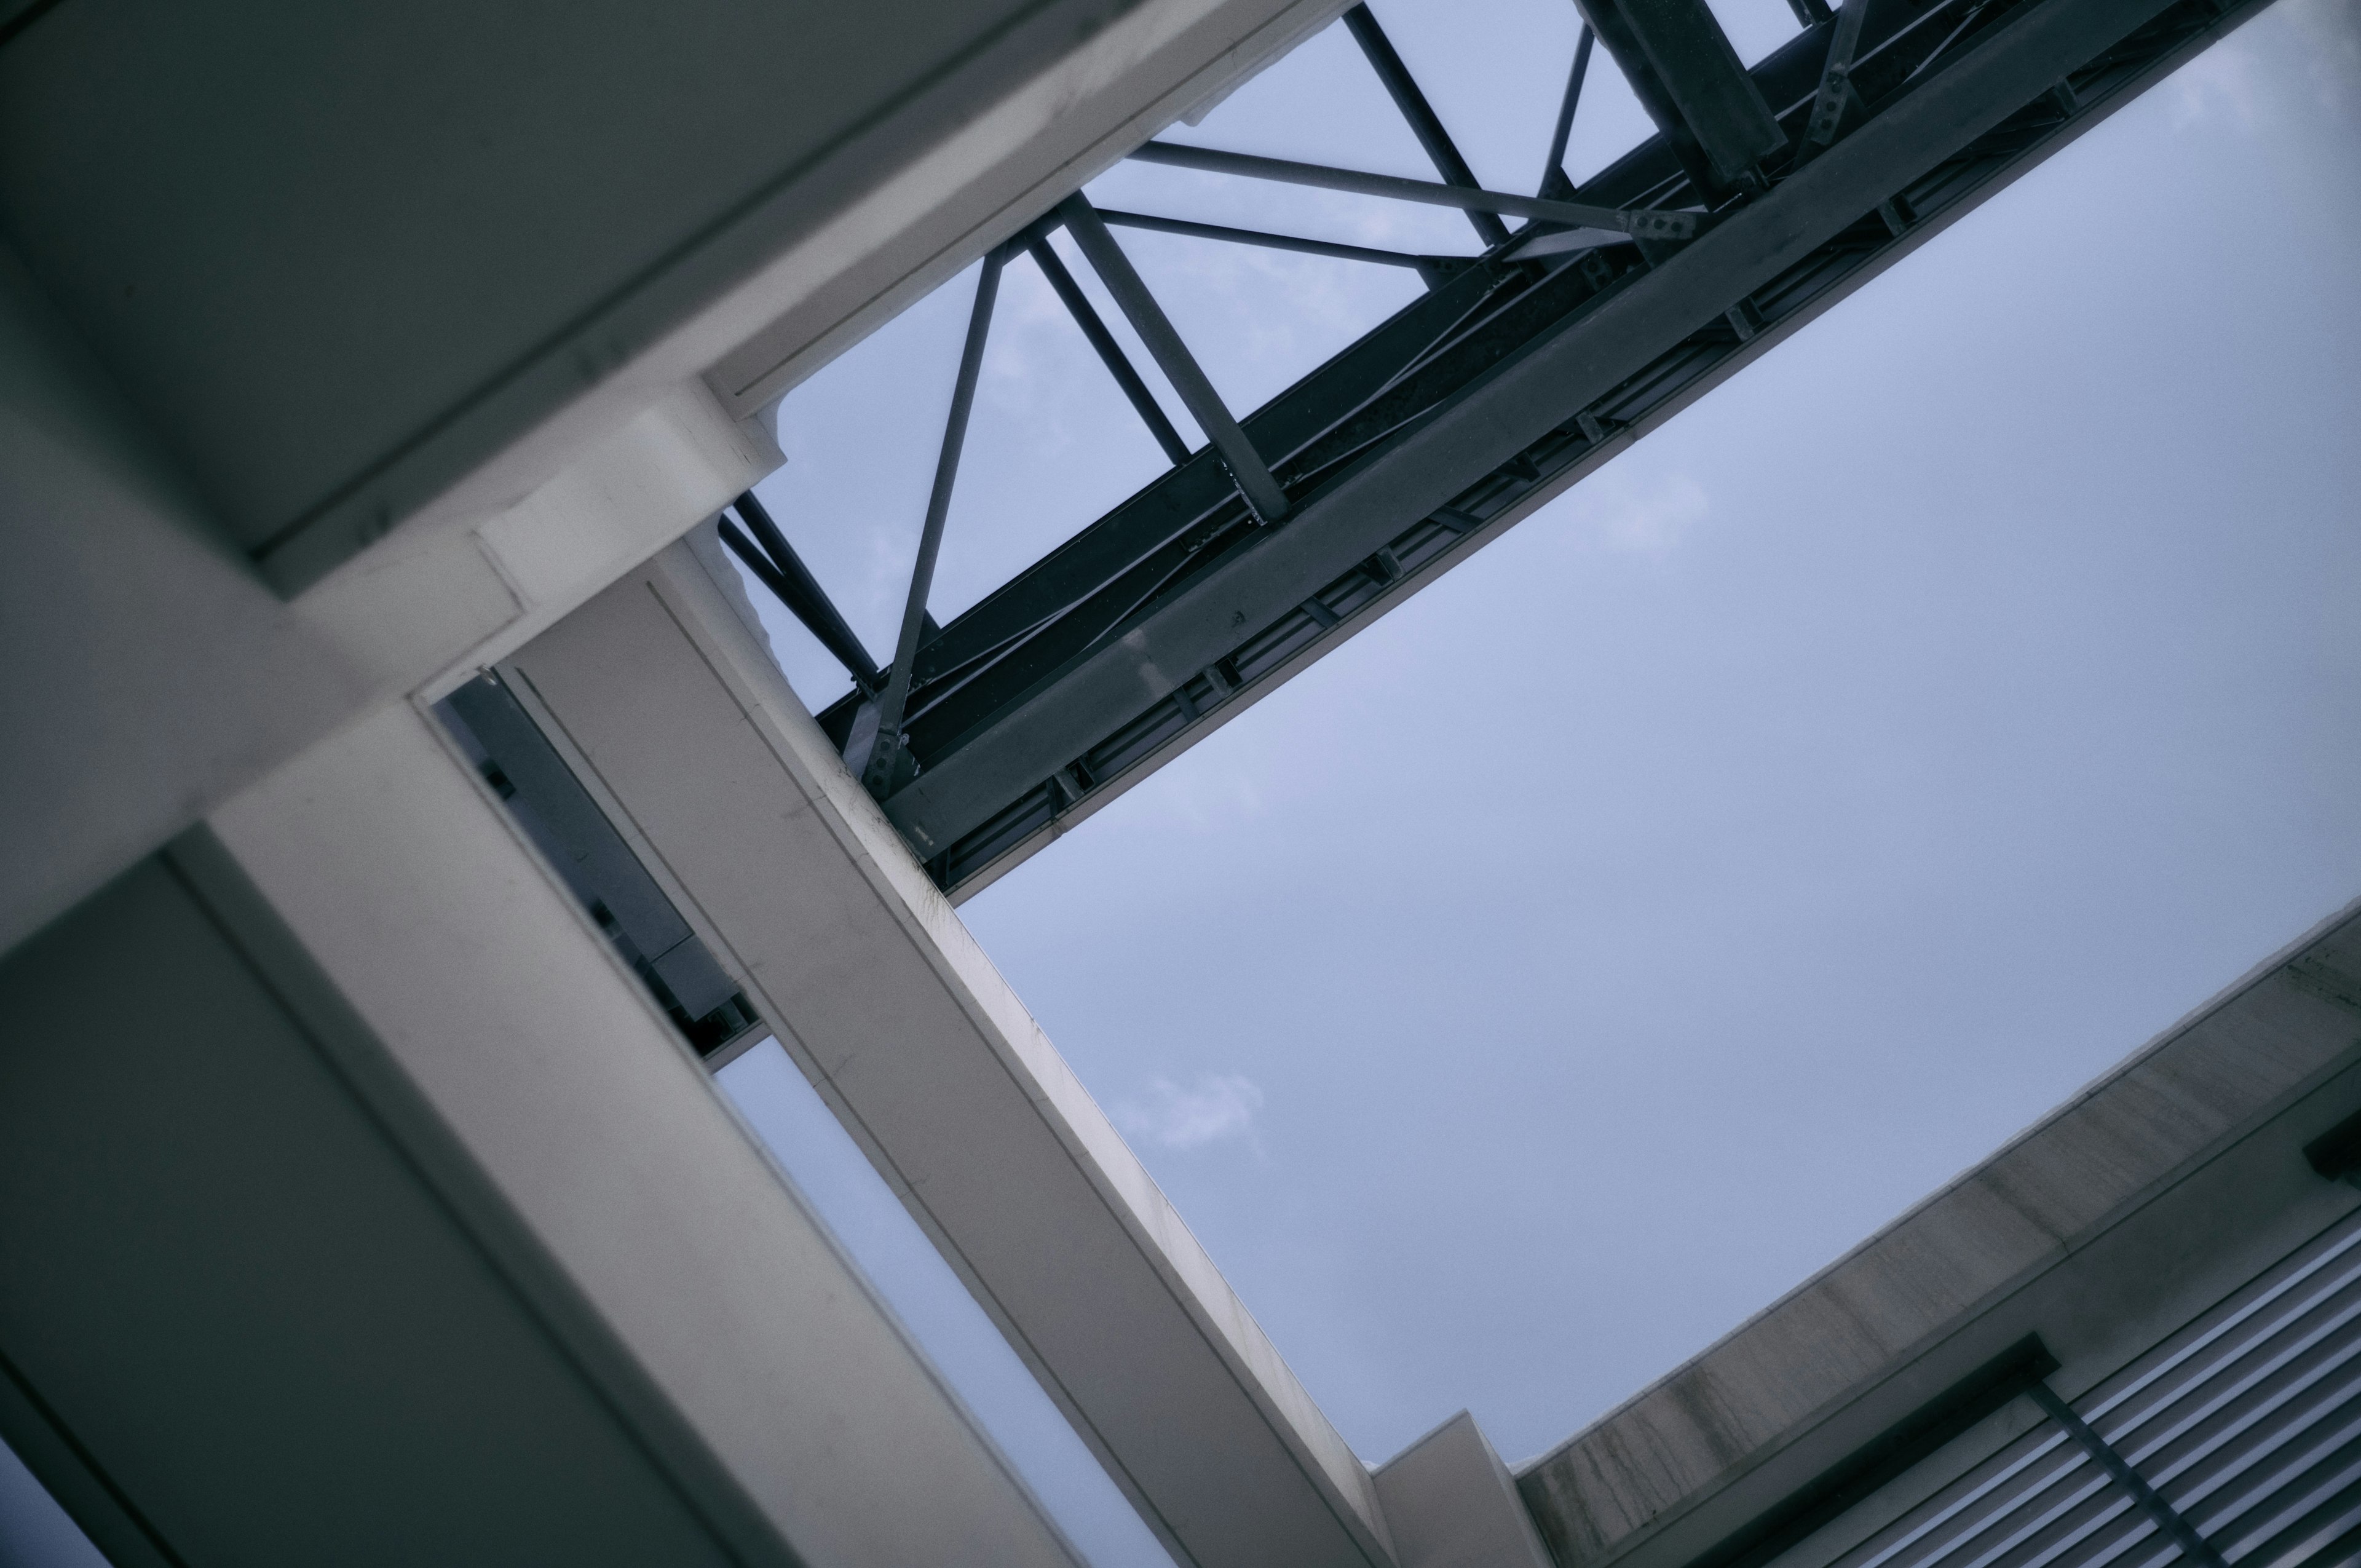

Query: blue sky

[6,1,2356,1563]
[709,0,2361,1561]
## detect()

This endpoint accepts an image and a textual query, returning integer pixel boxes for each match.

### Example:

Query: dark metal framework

[436,675,761,1058]
[720,0,2267,898]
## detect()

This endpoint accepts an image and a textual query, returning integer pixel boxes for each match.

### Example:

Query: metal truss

[719,0,2265,898]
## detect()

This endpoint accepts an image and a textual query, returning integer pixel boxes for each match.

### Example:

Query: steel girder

[788,0,2260,897]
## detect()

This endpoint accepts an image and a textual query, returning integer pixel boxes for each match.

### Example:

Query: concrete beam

[502,534,1394,1568]
[1514,903,2361,1568]
[1,844,770,1568]
[1375,1413,1556,1568]
[140,699,1086,1566]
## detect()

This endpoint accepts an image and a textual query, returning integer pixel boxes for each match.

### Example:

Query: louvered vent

[1814,1209,2361,1568]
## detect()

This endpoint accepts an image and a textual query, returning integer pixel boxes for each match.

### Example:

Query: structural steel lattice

[719,0,2261,897]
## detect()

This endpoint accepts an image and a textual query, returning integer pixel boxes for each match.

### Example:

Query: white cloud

[1117,763,1270,835]
[1564,467,1711,558]
[2169,0,2361,127]
[2168,34,2264,129]
[1115,1074,1266,1150]
[2286,0,2361,114]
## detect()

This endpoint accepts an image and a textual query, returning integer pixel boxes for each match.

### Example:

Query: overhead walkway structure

[708,0,2272,897]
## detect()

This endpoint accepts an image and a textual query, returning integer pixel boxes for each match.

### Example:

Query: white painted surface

[1373,1413,1555,1568]
[0,256,774,954]
[208,698,1085,1568]
[719,1037,1185,1567]
[504,537,1393,1568]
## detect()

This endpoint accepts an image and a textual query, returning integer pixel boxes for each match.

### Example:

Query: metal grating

[1803,1210,2361,1568]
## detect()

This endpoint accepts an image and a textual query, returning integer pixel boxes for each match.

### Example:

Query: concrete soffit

[280,0,1354,595]
[276,0,1356,637]
[0,0,1343,960]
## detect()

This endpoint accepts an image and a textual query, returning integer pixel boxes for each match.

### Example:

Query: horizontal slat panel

[1795,1213,2361,1568]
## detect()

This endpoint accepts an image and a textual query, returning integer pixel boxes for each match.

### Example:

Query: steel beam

[864,253,1000,796]
[1096,207,1451,274]
[1341,4,1511,246]
[1027,239,1193,467]
[1576,0,1784,192]
[1801,0,1874,160]
[1127,140,1706,240]
[1542,26,1598,197]
[720,491,883,694]
[1058,196,1292,521]
[882,261,1503,719]
[875,0,2223,872]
